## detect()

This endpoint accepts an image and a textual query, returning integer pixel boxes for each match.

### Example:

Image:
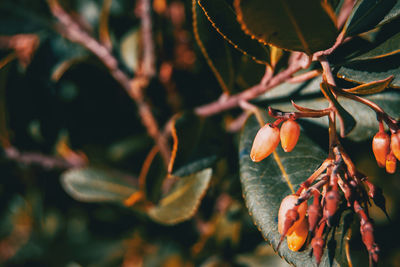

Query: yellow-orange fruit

[391,131,400,161]
[280,120,300,152]
[250,123,280,162]
[372,131,390,168]
[287,216,309,251]
[278,194,307,235]
[386,153,397,174]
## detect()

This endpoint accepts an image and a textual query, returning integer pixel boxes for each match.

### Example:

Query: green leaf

[349,31,400,61]
[342,75,393,94]
[377,0,400,27]
[337,54,400,87]
[148,168,212,225]
[197,0,270,65]
[239,115,351,266]
[234,0,338,54]
[193,0,235,93]
[120,28,140,73]
[169,112,222,177]
[0,0,51,34]
[61,167,138,203]
[344,0,397,37]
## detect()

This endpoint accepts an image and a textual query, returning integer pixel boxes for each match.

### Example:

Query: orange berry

[372,131,390,168]
[280,120,300,152]
[287,216,308,251]
[250,123,280,162]
[386,152,397,174]
[278,194,307,235]
[391,131,400,161]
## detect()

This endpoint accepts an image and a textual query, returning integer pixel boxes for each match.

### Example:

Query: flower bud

[372,131,390,168]
[280,120,300,152]
[386,152,397,174]
[250,123,280,162]
[391,131,400,161]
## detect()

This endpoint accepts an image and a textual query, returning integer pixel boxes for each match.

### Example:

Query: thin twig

[46,0,170,165]
[195,61,304,117]
[3,146,84,170]
[139,0,156,77]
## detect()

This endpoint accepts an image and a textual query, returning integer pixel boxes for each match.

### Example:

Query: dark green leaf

[342,75,393,94]
[61,167,138,203]
[148,168,212,225]
[198,0,270,65]
[337,53,400,87]
[169,112,222,177]
[193,0,235,93]
[349,31,400,61]
[377,1,400,26]
[234,0,338,54]
[344,0,397,36]
[0,0,51,34]
[239,115,350,266]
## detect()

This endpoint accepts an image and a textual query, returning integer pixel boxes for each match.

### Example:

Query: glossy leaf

[349,31,400,61]
[193,0,235,93]
[337,54,400,87]
[168,112,222,177]
[61,167,138,203]
[197,0,270,65]
[148,168,212,225]
[342,75,393,94]
[239,115,351,266]
[234,0,338,54]
[320,83,356,137]
[377,0,400,27]
[344,0,397,36]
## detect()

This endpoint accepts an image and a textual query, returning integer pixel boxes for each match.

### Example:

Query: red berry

[391,131,400,161]
[372,131,390,168]
[280,120,300,152]
[250,123,280,162]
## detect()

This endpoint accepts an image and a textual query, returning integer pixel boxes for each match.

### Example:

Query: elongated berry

[250,123,280,162]
[287,216,308,251]
[372,131,390,168]
[391,131,400,161]
[280,120,300,152]
[386,152,397,174]
[278,194,307,235]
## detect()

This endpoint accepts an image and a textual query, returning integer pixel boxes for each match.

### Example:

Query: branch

[195,58,306,117]
[3,146,84,170]
[46,0,170,165]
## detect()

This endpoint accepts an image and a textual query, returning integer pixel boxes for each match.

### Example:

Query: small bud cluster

[275,149,384,266]
[250,119,300,162]
[250,104,398,266]
[372,128,400,174]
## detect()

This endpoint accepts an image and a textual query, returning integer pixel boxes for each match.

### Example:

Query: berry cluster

[250,118,300,162]
[372,122,400,174]
[250,103,398,266]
